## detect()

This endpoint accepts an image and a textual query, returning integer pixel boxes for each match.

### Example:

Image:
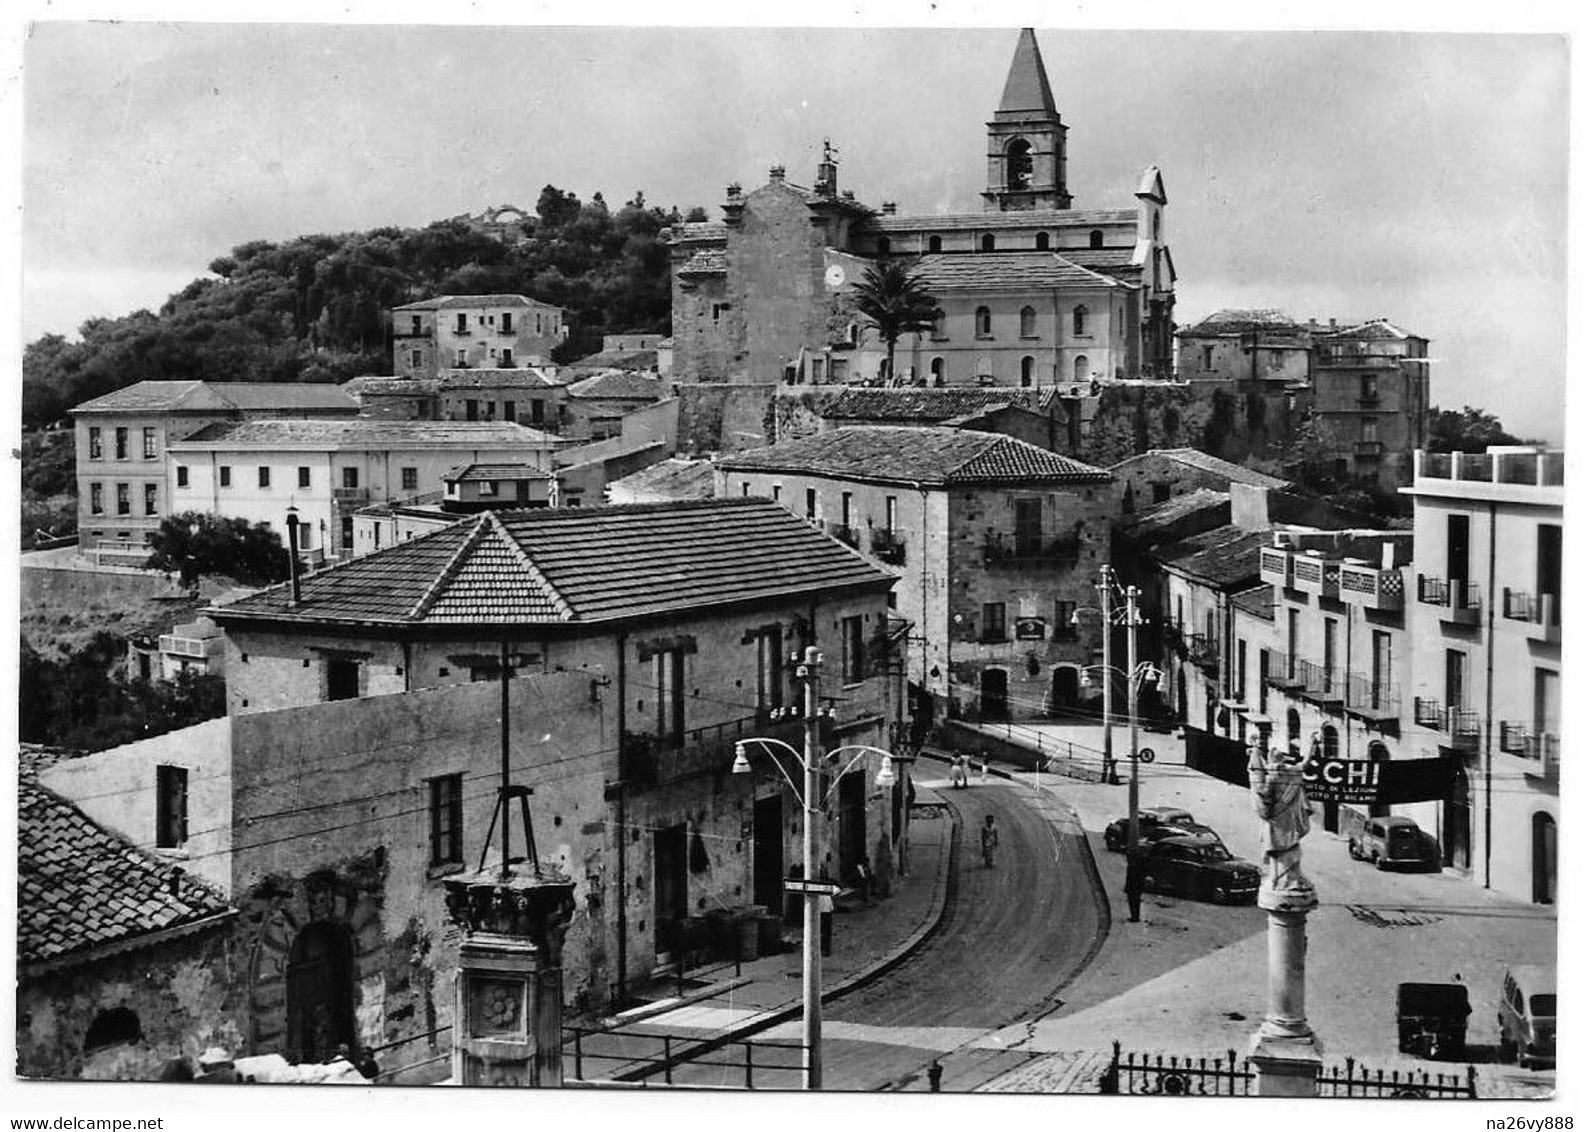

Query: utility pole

[1126,584,1142,855]
[800,646,823,1091]
[1098,566,1116,784]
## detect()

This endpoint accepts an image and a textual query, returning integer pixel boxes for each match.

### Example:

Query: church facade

[665,29,1177,413]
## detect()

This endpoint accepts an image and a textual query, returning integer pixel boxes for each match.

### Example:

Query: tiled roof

[718,427,1109,486]
[391,294,560,311]
[1153,524,1271,589]
[675,249,728,277]
[345,376,442,396]
[822,386,1059,422]
[1178,309,1306,336]
[568,372,666,400]
[563,349,661,372]
[171,419,558,449]
[1063,248,1140,270]
[606,458,717,502]
[1313,319,1420,342]
[444,463,552,482]
[1232,584,1277,620]
[209,499,893,628]
[1116,448,1293,491]
[915,252,1123,291]
[868,208,1137,234]
[73,381,359,415]
[438,369,564,390]
[1117,488,1231,540]
[18,777,233,968]
[668,222,729,245]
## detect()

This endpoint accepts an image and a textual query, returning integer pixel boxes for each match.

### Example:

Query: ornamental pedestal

[444,868,576,1087]
[1247,879,1322,1097]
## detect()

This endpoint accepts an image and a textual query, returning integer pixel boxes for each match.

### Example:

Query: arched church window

[1073,355,1089,383]
[1020,306,1037,337]
[1089,230,1104,249]
[927,235,942,254]
[981,233,996,252]
[1035,232,1050,251]
[975,307,992,337]
[1020,356,1035,387]
[929,357,945,386]
[1072,305,1088,336]
[1005,138,1033,191]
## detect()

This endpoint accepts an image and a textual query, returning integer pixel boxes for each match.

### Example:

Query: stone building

[776,385,1078,453]
[664,28,1176,451]
[391,294,567,377]
[71,380,359,564]
[717,426,1115,724]
[1110,447,1292,516]
[564,371,668,441]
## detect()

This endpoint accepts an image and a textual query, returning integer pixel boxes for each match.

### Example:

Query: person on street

[980,813,1000,868]
[1124,845,1146,922]
[927,1061,944,1092]
[951,753,970,789]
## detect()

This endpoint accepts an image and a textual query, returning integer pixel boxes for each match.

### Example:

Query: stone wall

[674,382,780,454]
[1075,381,1299,469]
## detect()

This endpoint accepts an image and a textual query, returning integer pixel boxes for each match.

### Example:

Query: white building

[166,419,559,562]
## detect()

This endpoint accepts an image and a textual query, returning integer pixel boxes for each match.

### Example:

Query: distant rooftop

[1153,523,1271,589]
[916,252,1125,292]
[73,380,359,415]
[1178,309,1308,337]
[1113,448,1293,491]
[822,386,1061,422]
[444,463,552,483]
[567,371,666,400]
[606,457,716,503]
[391,294,562,312]
[171,418,559,449]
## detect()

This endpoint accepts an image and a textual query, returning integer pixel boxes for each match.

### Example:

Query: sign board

[1301,756,1383,804]
[783,879,842,896]
[1014,617,1047,641]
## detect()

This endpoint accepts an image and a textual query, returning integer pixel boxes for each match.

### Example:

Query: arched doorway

[1367,741,1391,817]
[286,922,355,1064]
[980,668,1009,722]
[1020,356,1035,387]
[1320,726,1340,832]
[1442,765,1471,871]
[1073,354,1089,384]
[929,357,945,386]
[1532,811,1557,904]
[1049,666,1080,714]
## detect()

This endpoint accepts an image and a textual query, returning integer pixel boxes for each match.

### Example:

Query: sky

[16,13,1574,441]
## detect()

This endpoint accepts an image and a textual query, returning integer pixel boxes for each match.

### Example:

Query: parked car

[1498,965,1556,1069]
[1347,816,1440,871]
[1396,982,1470,1060]
[1138,834,1261,904]
[1103,806,1221,852]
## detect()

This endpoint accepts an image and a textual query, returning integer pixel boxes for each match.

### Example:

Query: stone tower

[983,28,1071,212]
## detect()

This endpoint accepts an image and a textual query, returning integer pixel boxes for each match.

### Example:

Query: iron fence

[1099,1042,1254,1096]
[563,1024,807,1089]
[1318,1057,1477,1099]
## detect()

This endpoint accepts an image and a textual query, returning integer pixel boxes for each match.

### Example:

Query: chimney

[285,507,303,607]
[1329,318,1337,330]
[881,201,897,215]
[768,165,786,183]
[169,866,184,897]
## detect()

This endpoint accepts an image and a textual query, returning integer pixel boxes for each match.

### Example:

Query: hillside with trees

[22,186,704,428]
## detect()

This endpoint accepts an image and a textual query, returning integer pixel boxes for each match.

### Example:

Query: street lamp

[730,645,896,1092]
[1069,564,1130,785]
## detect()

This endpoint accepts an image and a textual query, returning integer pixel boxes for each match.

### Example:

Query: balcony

[1353,440,1386,458]
[1358,390,1381,407]
[1418,575,1482,626]
[1295,659,1343,707]
[982,530,1083,568]
[1166,629,1219,677]
[1498,721,1531,755]
[1414,696,1444,730]
[1338,562,1404,611]
[1290,552,1340,599]
[1416,698,1479,750]
[158,634,222,661]
[619,711,810,791]
[1264,649,1304,690]
[1345,675,1400,726]
[869,527,907,566]
[1259,547,1294,590]
[823,522,860,549]
[1502,589,1561,644]
[333,486,371,506]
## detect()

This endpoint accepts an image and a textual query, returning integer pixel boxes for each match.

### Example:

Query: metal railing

[983,530,1082,566]
[158,634,219,659]
[564,1024,807,1089]
[619,711,809,790]
[1296,659,1341,701]
[1498,721,1530,755]
[1345,675,1399,717]
[1317,1057,1476,1099]
[823,521,859,549]
[869,527,907,565]
[1418,576,1481,614]
[1099,1042,1253,1097]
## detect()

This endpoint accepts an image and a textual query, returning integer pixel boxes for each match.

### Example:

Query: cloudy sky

[19,11,1572,440]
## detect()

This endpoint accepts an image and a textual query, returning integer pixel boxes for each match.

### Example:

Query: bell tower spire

[983,28,1071,212]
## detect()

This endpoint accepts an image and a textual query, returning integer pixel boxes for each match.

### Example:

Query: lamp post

[731,646,896,1092]
[1070,564,1129,784]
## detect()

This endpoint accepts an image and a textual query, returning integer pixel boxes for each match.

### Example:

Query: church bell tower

[983,28,1071,212]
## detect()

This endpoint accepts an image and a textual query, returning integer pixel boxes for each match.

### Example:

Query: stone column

[444,868,577,1087]
[1248,879,1322,1096]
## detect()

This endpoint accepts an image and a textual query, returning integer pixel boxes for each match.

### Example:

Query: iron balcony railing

[1500,722,1560,764]
[823,521,860,549]
[1418,576,1481,620]
[869,527,907,565]
[1296,659,1342,703]
[1415,698,1479,746]
[982,530,1082,566]
[1345,674,1400,717]
[158,634,220,660]
[619,711,813,790]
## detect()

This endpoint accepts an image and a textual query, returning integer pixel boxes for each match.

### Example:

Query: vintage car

[1396,982,1470,1060]
[1347,816,1440,871]
[1103,806,1220,852]
[1138,834,1261,904]
[1498,965,1556,1069]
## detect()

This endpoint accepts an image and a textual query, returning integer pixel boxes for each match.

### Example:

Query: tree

[1427,404,1526,453]
[849,261,942,386]
[145,512,290,586]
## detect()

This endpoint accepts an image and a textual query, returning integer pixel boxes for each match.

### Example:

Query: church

[666,28,1177,405]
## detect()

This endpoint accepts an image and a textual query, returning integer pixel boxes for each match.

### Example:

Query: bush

[145,512,290,586]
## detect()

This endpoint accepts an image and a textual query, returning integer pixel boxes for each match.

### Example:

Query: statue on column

[1247,740,1316,910]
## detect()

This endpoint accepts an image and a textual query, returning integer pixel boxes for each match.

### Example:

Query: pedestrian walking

[1124,846,1146,922]
[950,753,970,789]
[980,813,1000,868]
[927,1060,944,1092]
[978,755,989,783]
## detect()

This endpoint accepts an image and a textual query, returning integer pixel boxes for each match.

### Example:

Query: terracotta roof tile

[822,386,1060,422]
[391,294,561,311]
[868,208,1137,233]
[171,419,558,449]
[567,372,665,400]
[916,251,1124,291]
[73,381,358,415]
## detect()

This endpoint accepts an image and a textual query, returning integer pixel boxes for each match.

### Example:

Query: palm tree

[849,260,942,386]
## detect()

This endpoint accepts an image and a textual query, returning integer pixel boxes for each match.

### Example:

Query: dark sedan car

[1103,806,1221,852]
[1138,834,1261,904]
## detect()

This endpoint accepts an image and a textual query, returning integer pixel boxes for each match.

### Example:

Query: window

[752,626,784,712]
[975,306,992,338]
[88,427,102,459]
[530,399,545,424]
[1005,138,1032,190]
[485,401,497,420]
[114,427,129,460]
[298,523,311,550]
[1201,345,1214,370]
[1445,649,1466,710]
[1014,497,1042,555]
[840,491,853,526]
[772,484,782,503]
[884,495,898,531]
[1020,306,1037,337]
[1090,230,1104,249]
[1073,355,1089,383]
[840,615,866,684]
[805,488,817,520]
[219,466,231,488]
[712,302,732,321]
[410,316,422,334]
[741,482,751,497]
[156,765,188,849]
[90,483,104,514]
[654,649,685,742]
[929,357,945,385]
[115,483,130,515]
[1237,638,1248,700]
[175,465,189,488]
[1073,305,1088,335]
[401,467,418,492]
[429,774,464,866]
[455,313,468,333]
[84,1009,142,1053]
[144,483,157,516]
[326,658,360,702]
[500,311,514,333]
[258,466,271,488]
[342,516,354,550]
[372,521,381,548]
[927,235,942,254]
[500,348,514,366]
[465,399,480,421]
[455,349,467,366]
[1360,373,1379,400]
[1035,231,1050,251]
[1286,608,1299,675]
[298,466,311,488]
[143,427,157,459]
[982,602,1007,642]
[1361,418,1379,442]
[981,233,996,252]
[342,467,359,490]
[503,400,517,422]
[411,349,423,368]
[1020,356,1035,387]
[1322,618,1337,691]
[478,480,496,496]
[1537,523,1562,606]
